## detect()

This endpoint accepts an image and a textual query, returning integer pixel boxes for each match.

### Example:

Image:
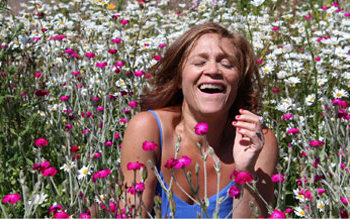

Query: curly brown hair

[140,23,262,116]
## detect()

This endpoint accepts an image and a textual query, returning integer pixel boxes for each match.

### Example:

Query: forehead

[188,33,236,57]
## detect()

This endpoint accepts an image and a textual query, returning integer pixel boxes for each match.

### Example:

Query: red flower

[269,209,286,218]
[108,49,117,54]
[142,141,158,151]
[35,90,49,97]
[70,145,80,153]
[231,171,253,184]
[194,122,209,135]
[2,193,21,204]
[35,138,48,147]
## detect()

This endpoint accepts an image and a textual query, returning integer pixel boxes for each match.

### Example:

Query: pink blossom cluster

[32,161,57,177]
[92,169,111,183]
[164,156,191,169]
[127,182,145,194]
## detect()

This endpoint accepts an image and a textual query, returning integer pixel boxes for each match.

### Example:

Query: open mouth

[198,83,226,94]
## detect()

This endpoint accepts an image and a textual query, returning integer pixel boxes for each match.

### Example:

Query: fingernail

[235,115,240,119]
[233,121,237,125]
[237,127,241,131]
[239,109,244,113]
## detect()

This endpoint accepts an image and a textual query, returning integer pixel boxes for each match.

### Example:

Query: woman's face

[181,33,240,117]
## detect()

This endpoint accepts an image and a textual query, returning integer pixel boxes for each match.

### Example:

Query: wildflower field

[1,0,350,218]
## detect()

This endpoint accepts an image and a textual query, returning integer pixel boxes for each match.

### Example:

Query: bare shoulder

[256,128,278,176]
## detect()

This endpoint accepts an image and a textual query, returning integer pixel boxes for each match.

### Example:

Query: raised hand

[232,109,265,173]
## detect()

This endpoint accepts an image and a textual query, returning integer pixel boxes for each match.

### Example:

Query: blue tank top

[148,110,234,218]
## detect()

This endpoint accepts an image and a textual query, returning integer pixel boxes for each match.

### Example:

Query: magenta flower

[53,211,70,219]
[93,152,101,158]
[49,205,63,213]
[316,188,325,195]
[282,113,293,120]
[42,167,57,177]
[35,89,49,97]
[127,161,144,170]
[194,122,209,135]
[85,52,96,59]
[2,193,21,204]
[309,140,324,147]
[153,55,162,61]
[164,158,177,169]
[272,88,280,93]
[341,196,349,205]
[175,156,191,168]
[142,141,158,151]
[96,106,105,111]
[268,209,286,219]
[116,60,124,67]
[304,190,312,200]
[65,124,72,132]
[34,72,43,78]
[70,145,80,153]
[332,98,349,107]
[72,71,80,76]
[285,208,293,214]
[91,96,100,101]
[228,185,240,198]
[92,169,112,183]
[114,132,120,139]
[158,43,167,48]
[287,128,299,135]
[82,129,91,135]
[134,70,144,77]
[35,138,48,147]
[120,118,128,124]
[345,13,350,17]
[32,161,50,171]
[271,174,284,182]
[315,57,321,61]
[65,49,74,54]
[60,96,70,101]
[272,26,279,31]
[135,182,145,192]
[79,213,91,219]
[120,19,129,24]
[340,210,349,218]
[105,141,113,147]
[96,62,107,68]
[112,38,122,43]
[50,34,66,40]
[257,59,263,64]
[128,101,138,108]
[304,14,312,19]
[231,171,253,184]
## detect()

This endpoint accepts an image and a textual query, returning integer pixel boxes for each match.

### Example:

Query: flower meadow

[1,0,350,218]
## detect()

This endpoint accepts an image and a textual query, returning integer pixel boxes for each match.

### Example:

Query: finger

[236,127,264,148]
[232,120,256,131]
[235,111,260,125]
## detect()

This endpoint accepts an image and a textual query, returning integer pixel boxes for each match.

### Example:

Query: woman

[120,23,278,218]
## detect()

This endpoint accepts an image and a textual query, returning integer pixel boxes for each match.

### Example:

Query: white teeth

[199,84,224,91]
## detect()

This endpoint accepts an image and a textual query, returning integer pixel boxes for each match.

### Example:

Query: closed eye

[194,61,206,66]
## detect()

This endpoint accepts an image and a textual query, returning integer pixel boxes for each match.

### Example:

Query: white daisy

[305,94,316,106]
[294,206,306,217]
[78,166,92,180]
[60,162,76,173]
[333,88,349,99]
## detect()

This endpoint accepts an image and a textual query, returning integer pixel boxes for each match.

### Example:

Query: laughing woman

[120,23,278,218]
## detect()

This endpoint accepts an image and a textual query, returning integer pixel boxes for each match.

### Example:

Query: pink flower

[332,99,348,108]
[34,72,43,78]
[304,190,313,200]
[49,205,63,213]
[120,19,129,24]
[91,97,100,101]
[112,38,122,43]
[322,6,329,10]
[32,161,50,171]
[92,169,111,183]
[153,55,162,61]
[127,161,144,170]
[114,132,120,139]
[315,57,321,61]
[345,13,350,17]
[82,129,91,135]
[287,128,299,135]
[60,96,70,101]
[116,60,124,67]
[53,211,70,219]
[269,209,286,219]
[142,141,158,151]
[50,34,66,40]
[35,138,48,147]
[233,171,254,184]
[65,49,74,54]
[128,101,138,108]
[72,71,80,76]
[340,210,349,218]
[282,113,293,120]
[65,124,72,132]
[164,158,178,169]
[96,106,105,111]
[159,43,167,48]
[271,173,284,182]
[341,196,349,205]
[41,28,48,32]
[96,62,107,68]
[105,141,113,147]
[134,70,144,77]
[93,152,101,158]
[272,26,279,31]
[316,188,325,195]
[228,185,240,198]
[194,122,209,135]
[85,52,96,59]
[42,167,57,177]
[2,193,21,204]
[304,14,312,19]
[257,59,263,64]
[174,156,192,168]
[309,140,324,147]
[285,208,293,214]
[120,118,128,124]
[79,213,91,219]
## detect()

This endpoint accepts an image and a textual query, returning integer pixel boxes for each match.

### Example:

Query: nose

[204,61,222,78]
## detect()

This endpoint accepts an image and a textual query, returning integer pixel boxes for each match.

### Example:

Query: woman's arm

[120,111,161,217]
[232,109,278,217]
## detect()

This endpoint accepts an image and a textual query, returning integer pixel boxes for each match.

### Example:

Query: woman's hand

[232,109,264,173]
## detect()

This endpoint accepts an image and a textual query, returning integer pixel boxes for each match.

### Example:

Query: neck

[179,104,233,151]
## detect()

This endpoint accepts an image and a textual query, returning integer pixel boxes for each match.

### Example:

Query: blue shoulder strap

[148,110,163,149]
